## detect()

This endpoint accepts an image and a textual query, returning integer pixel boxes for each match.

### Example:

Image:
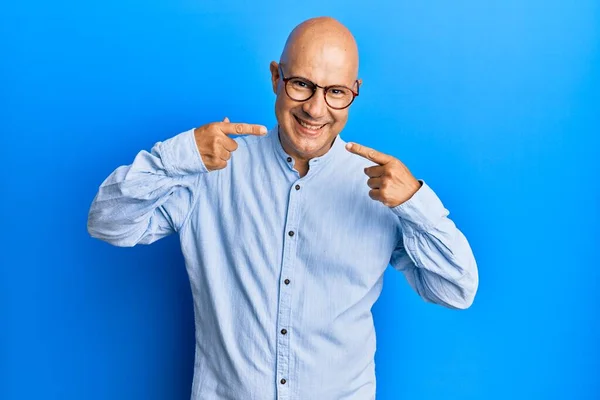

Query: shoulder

[218,129,274,174]
[335,137,380,178]
[232,130,272,152]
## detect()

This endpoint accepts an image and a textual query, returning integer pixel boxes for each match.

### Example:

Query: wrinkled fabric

[87,126,478,400]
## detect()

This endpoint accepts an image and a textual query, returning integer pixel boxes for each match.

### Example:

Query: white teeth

[297,118,324,131]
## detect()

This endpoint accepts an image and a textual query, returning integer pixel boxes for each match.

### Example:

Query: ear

[269,61,280,94]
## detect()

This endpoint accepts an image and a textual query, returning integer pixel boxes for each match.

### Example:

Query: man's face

[270,48,359,161]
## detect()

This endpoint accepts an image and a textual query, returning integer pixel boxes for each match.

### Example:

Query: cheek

[331,110,348,129]
[275,95,294,119]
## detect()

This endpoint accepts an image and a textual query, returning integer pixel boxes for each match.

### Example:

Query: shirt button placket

[276,181,301,399]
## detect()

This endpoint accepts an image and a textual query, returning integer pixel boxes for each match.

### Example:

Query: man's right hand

[193,117,268,171]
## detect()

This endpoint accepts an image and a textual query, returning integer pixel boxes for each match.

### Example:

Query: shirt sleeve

[87,128,208,247]
[388,180,479,309]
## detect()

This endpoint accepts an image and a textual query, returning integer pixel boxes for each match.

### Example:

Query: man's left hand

[345,142,422,208]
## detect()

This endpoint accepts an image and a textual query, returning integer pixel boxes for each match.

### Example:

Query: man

[88,16,478,400]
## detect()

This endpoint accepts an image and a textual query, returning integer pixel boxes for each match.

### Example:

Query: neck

[277,127,336,177]
[277,127,337,169]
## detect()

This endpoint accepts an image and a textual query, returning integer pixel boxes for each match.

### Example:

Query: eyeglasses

[278,64,359,110]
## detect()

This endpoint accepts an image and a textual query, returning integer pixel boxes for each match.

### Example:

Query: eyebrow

[280,64,357,89]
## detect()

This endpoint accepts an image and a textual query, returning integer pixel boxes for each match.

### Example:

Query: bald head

[280,17,359,79]
[270,17,361,165]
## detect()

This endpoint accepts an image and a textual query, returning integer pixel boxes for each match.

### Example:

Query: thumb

[223,117,230,123]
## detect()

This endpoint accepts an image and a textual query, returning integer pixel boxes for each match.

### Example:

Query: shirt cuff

[390,180,449,231]
[160,128,208,176]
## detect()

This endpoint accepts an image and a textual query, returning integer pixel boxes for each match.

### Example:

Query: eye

[291,79,311,89]
[328,87,351,98]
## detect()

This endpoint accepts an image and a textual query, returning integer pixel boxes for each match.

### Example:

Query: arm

[389,180,478,309]
[87,128,207,247]
[87,120,267,247]
[344,142,478,309]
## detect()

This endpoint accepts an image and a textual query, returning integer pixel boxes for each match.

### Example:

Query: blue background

[1,1,598,399]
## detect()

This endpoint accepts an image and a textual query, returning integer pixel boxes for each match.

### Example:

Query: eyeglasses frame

[277,63,360,110]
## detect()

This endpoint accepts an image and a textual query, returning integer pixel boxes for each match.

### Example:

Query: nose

[301,89,328,121]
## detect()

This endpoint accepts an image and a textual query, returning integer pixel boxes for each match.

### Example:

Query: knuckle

[210,159,225,170]
[235,124,243,134]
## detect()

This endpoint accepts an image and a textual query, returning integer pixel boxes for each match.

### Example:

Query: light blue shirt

[87,126,478,400]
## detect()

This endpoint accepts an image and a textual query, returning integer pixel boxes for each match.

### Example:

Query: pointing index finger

[219,122,267,136]
[345,142,393,165]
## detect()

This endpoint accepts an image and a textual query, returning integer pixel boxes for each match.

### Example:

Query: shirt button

[288,231,295,237]
[280,378,287,385]
[287,157,292,162]
[295,184,300,190]
[284,279,290,285]
[281,328,287,335]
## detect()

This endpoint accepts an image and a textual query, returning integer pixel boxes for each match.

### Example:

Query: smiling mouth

[294,115,327,131]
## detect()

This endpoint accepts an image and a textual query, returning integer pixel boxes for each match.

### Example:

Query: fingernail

[345,143,353,150]
[260,126,267,134]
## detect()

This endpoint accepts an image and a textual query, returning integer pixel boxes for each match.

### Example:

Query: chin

[293,142,325,158]
[286,123,332,157]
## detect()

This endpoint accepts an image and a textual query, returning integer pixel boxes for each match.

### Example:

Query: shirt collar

[268,125,346,172]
